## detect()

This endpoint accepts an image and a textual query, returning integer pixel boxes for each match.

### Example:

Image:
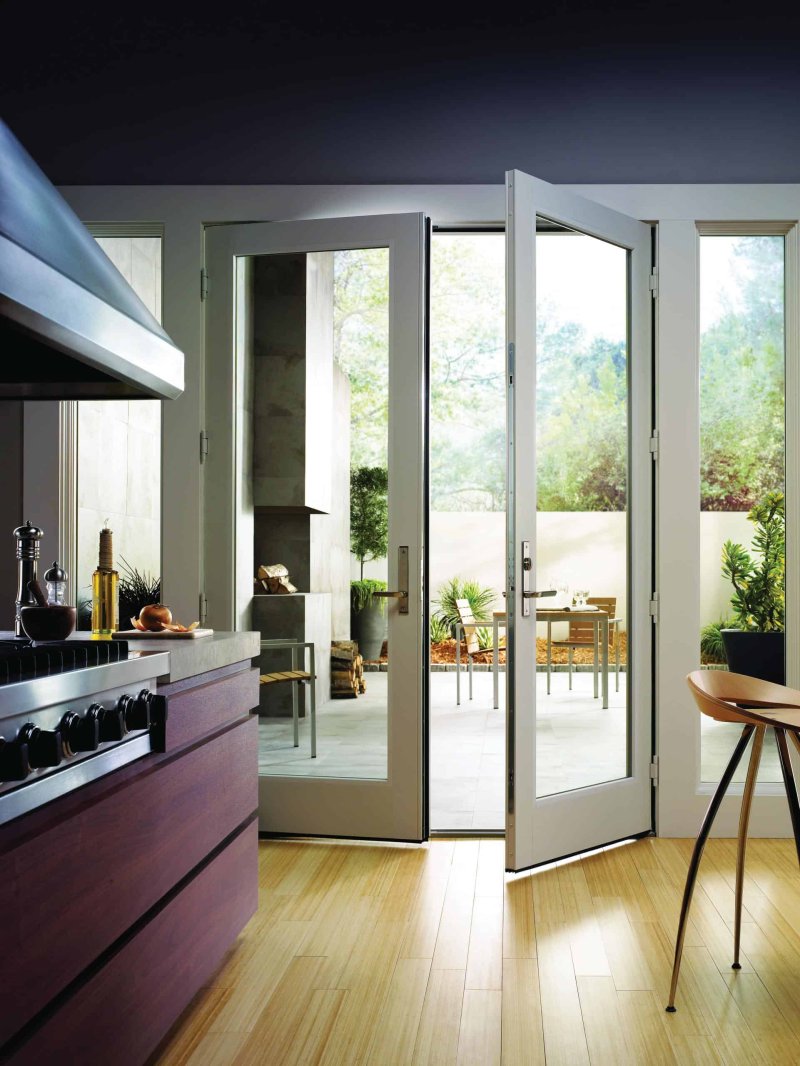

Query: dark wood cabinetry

[0,659,259,1065]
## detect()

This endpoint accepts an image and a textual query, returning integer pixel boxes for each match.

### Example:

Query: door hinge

[508,341,515,384]
[649,593,659,623]
[199,593,208,624]
[650,756,659,786]
[649,430,659,461]
[200,430,209,463]
[200,267,209,302]
[649,269,658,298]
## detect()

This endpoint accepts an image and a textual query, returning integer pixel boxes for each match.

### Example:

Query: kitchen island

[0,631,260,1066]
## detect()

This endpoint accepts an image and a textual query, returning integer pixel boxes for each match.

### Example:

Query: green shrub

[429,613,450,644]
[433,577,495,629]
[700,620,734,664]
[350,467,388,580]
[721,491,784,632]
[350,578,387,614]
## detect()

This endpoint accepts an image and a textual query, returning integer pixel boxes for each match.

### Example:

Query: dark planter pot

[721,629,785,685]
[351,601,388,661]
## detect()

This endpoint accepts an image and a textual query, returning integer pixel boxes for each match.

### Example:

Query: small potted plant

[350,466,389,660]
[720,491,785,683]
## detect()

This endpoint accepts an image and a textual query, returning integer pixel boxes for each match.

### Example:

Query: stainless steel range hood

[0,121,184,400]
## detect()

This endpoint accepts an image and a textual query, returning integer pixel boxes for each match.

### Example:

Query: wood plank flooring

[153,837,800,1065]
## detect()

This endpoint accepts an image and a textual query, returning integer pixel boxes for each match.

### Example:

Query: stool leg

[733,725,765,968]
[666,724,754,1012]
[309,648,316,759]
[776,728,800,868]
[456,629,461,706]
[568,648,573,691]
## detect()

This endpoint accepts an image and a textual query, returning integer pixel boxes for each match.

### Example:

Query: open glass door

[505,171,653,871]
[204,214,428,841]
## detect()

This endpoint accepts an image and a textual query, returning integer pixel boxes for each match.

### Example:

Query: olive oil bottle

[91,523,119,640]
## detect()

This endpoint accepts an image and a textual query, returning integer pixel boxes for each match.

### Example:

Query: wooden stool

[259,639,316,757]
[667,669,800,1011]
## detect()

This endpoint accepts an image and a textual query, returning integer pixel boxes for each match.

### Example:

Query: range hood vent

[0,121,184,400]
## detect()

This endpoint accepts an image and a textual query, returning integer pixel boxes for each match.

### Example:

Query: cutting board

[113,628,215,640]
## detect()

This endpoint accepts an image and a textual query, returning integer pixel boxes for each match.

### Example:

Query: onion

[138,604,173,631]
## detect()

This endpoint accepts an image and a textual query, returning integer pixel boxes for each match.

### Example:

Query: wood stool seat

[667,669,800,1012]
[260,670,314,684]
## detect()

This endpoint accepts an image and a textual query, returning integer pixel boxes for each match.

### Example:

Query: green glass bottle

[91,523,118,640]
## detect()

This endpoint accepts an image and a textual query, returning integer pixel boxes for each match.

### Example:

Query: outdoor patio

[258,666,630,831]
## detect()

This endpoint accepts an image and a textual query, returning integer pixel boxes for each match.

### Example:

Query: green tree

[350,466,388,580]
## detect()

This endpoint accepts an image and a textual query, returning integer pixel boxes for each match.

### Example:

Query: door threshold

[430,829,505,838]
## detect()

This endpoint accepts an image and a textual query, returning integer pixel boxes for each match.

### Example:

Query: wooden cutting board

[113,628,215,640]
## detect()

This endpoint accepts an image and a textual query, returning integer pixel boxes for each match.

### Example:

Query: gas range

[0,639,170,826]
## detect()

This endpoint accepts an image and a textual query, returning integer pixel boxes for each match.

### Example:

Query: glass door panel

[505,171,653,872]
[204,214,427,841]
[535,228,629,798]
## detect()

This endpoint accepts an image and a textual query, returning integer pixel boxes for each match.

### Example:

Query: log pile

[255,563,297,595]
[331,641,366,699]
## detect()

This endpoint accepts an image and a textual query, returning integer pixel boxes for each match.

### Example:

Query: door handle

[520,540,556,617]
[372,546,409,614]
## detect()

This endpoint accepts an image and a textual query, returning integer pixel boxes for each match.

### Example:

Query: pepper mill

[14,521,44,638]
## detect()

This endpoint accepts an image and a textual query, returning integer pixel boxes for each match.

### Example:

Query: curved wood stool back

[667,670,800,1012]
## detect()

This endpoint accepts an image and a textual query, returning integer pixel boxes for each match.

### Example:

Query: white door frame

[655,219,800,837]
[505,170,653,871]
[204,213,428,841]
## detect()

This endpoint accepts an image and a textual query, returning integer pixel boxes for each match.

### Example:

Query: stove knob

[0,736,30,781]
[143,691,168,725]
[119,693,150,732]
[60,711,100,755]
[90,703,126,743]
[18,723,62,769]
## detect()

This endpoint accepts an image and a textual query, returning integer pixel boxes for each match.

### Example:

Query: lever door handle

[522,590,557,599]
[372,547,410,614]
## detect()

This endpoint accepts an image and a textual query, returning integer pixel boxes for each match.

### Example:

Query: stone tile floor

[258,669,784,832]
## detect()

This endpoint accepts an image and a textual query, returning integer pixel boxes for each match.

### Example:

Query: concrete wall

[76,237,162,602]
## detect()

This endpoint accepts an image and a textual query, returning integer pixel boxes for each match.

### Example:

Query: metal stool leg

[593,624,599,699]
[547,622,552,695]
[666,724,755,1011]
[568,648,573,691]
[776,728,800,868]
[733,725,765,968]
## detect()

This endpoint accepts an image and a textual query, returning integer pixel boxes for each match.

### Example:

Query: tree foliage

[332,236,784,516]
[700,236,784,510]
[349,466,388,579]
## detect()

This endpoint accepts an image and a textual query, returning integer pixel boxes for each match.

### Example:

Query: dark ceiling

[2,2,800,185]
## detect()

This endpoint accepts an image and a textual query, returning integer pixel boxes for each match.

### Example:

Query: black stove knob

[90,703,126,743]
[119,693,150,732]
[0,736,30,781]
[60,711,100,755]
[18,723,62,769]
[146,692,168,726]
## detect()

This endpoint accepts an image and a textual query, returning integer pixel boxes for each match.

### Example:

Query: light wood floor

[155,836,800,1065]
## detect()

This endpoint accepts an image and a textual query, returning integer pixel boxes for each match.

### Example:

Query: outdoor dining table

[491,608,611,711]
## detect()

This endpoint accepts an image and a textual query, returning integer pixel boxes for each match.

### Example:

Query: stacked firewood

[255,563,297,595]
[331,641,366,699]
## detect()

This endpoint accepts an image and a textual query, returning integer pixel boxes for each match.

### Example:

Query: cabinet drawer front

[163,665,259,749]
[6,819,258,1066]
[0,717,257,1048]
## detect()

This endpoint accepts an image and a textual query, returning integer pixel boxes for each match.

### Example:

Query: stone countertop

[126,631,261,684]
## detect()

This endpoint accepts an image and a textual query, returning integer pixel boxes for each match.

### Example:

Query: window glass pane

[699,235,785,783]
[76,236,162,626]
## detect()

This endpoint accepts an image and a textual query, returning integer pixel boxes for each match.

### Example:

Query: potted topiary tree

[350,466,389,660]
[720,491,785,683]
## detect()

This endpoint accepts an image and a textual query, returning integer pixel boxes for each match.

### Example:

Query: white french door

[204,213,428,841]
[505,171,653,871]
